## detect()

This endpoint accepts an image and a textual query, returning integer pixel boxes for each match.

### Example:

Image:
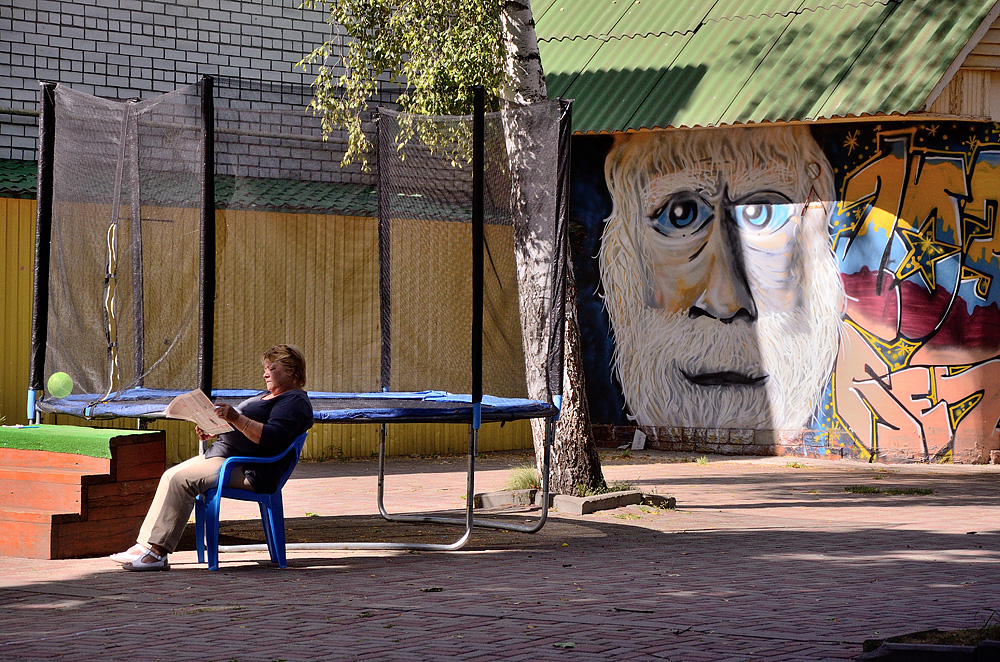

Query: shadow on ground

[179,508,599,553]
[4,455,1000,661]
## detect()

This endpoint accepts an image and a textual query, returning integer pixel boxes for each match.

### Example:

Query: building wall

[957,12,1000,71]
[1,0,341,161]
[572,119,1000,464]
[927,13,1000,120]
[9,2,1000,465]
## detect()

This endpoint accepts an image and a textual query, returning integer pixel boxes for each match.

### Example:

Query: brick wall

[592,424,862,461]
[1,0,344,161]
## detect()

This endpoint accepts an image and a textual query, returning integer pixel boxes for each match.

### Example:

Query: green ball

[47,372,74,399]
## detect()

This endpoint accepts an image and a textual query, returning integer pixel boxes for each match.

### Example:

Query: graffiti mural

[570,121,1000,463]
[817,122,1000,462]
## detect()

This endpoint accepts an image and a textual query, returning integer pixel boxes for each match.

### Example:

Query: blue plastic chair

[195,431,309,570]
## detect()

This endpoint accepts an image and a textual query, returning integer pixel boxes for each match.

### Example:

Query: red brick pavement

[1,451,998,661]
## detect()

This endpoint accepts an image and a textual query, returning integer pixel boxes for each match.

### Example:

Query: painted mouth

[681,370,768,387]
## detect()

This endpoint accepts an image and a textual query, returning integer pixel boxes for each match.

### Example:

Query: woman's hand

[195,426,215,442]
[214,404,238,423]
[215,403,262,443]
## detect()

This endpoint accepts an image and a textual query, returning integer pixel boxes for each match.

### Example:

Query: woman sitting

[111,344,313,571]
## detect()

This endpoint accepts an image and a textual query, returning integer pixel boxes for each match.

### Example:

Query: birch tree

[300,0,605,493]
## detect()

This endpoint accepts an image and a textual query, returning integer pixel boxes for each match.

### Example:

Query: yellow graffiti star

[844,130,860,155]
[894,217,961,291]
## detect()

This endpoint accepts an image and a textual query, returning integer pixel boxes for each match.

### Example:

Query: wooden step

[0,426,166,559]
[0,466,109,512]
[107,438,166,482]
[76,476,160,521]
[0,506,67,558]
[0,447,110,473]
[0,472,160,559]
[51,513,155,559]
[0,506,148,559]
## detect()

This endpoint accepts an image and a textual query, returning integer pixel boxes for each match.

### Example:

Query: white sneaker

[122,549,169,572]
[109,544,147,565]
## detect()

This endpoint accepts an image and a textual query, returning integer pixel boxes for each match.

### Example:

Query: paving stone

[0,452,997,661]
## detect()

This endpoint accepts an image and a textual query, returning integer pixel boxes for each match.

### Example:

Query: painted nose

[689,215,757,323]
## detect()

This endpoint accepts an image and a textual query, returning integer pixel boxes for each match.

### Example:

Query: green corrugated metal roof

[0,160,377,215]
[0,159,37,199]
[536,0,1000,133]
[214,176,376,215]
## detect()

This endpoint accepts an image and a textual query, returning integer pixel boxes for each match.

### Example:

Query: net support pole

[550,98,573,420]
[128,110,145,387]
[198,75,216,402]
[375,108,391,392]
[471,85,484,431]
[28,82,56,421]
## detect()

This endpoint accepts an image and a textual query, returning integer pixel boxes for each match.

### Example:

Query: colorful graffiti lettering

[819,123,1000,463]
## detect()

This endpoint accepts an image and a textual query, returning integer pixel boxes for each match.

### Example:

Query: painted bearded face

[600,126,844,429]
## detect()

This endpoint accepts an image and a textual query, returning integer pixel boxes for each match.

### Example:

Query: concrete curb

[552,490,678,515]
[552,490,643,515]
[858,638,1000,660]
[474,489,676,515]
[474,489,537,509]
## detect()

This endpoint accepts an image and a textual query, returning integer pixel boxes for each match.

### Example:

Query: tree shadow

[3,514,998,662]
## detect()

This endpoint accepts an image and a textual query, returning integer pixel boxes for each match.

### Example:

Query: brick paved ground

[1,451,998,661]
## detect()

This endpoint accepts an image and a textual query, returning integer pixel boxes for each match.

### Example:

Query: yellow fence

[0,198,533,462]
[0,198,34,428]
[46,414,531,466]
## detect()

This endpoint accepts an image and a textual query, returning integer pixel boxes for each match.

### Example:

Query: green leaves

[299,0,504,169]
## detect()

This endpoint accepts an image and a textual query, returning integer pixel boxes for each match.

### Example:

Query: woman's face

[263,361,295,394]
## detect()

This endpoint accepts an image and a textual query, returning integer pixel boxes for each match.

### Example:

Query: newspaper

[164,389,233,435]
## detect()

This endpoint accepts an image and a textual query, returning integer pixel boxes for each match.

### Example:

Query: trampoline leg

[227,417,554,555]
[464,422,476,532]
[536,416,553,526]
[374,421,476,545]
[377,423,389,520]
[374,416,554,535]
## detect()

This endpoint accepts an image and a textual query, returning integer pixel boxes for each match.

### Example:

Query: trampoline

[29,78,572,551]
[39,388,556,423]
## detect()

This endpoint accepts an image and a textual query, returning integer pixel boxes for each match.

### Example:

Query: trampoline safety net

[32,80,570,423]
[41,83,204,405]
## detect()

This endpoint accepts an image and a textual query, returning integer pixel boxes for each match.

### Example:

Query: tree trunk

[500,0,605,494]
[543,252,603,493]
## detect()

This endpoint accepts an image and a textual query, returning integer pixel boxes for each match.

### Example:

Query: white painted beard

[613,281,842,430]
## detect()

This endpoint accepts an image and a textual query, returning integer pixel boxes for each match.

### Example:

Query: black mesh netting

[376,102,569,403]
[43,83,204,403]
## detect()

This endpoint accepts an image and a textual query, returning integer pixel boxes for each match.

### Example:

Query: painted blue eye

[649,193,712,237]
[737,203,770,226]
[733,195,794,232]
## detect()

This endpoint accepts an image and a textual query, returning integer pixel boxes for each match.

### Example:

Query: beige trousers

[137,454,252,553]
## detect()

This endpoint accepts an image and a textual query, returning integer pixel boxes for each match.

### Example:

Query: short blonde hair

[261,344,306,388]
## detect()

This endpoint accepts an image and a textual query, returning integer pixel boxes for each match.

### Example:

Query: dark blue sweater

[204,389,313,493]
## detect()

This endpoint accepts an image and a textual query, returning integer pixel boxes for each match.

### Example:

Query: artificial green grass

[0,424,158,459]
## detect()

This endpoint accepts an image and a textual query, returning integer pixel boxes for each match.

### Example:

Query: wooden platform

[0,426,165,559]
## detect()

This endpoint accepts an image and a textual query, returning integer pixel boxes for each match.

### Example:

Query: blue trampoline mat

[37,388,558,423]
